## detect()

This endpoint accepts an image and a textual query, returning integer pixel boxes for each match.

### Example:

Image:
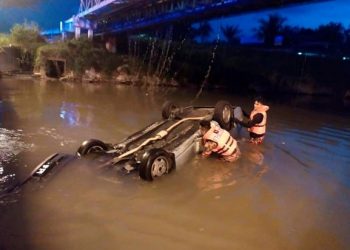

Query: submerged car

[1,100,237,196]
[73,100,236,181]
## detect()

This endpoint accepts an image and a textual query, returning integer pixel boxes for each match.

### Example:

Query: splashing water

[33,127,77,146]
[0,128,31,166]
[0,128,31,197]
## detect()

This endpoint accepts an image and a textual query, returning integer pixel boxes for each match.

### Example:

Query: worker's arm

[242,109,250,118]
[234,113,263,128]
[202,141,217,158]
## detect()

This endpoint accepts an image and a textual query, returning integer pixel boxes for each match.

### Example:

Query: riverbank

[2,38,350,99]
[2,72,349,116]
[3,67,350,105]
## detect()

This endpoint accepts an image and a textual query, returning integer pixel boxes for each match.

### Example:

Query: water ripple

[271,124,350,187]
[0,128,31,166]
[0,128,31,198]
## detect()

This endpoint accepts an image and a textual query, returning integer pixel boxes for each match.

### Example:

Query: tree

[10,22,46,68]
[221,25,240,45]
[255,14,286,47]
[345,27,350,52]
[0,33,11,47]
[173,21,197,41]
[195,21,212,43]
[315,22,345,46]
[10,22,45,51]
[295,27,317,44]
[279,25,299,47]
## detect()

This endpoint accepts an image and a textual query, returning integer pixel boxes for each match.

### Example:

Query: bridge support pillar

[75,27,81,39]
[88,29,94,39]
[61,32,66,41]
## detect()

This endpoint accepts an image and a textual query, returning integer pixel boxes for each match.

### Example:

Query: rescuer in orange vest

[234,96,269,145]
[199,120,240,162]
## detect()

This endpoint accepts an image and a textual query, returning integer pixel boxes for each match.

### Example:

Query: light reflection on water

[59,102,95,127]
[0,128,31,165]
[0,78,349,249]
[0,128,32,196]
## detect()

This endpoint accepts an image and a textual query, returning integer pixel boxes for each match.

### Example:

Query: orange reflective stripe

[216,136,231,154]
[222,139,237,156]
[217,136,233,154]
[249,110,267,135]
[203,126,237,157]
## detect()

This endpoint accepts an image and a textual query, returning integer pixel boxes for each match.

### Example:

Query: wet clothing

[202,126,240,162]
[249,135,265,145]
[236,104,269,143]
[248,109,267,135]
[237,112,265,138]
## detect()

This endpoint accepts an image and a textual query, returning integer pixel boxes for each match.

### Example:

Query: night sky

[211,0,350,43]
[0,0,78,32]
[0,0,349,39]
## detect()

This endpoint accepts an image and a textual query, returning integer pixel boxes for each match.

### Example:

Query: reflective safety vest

[203,127,237,156]
[248,110,267,135]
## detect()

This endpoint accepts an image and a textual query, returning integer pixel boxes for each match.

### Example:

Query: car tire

[139,148,175,181]
[161,101,178,119]
[213,100,233,131]
[77,139,108,157]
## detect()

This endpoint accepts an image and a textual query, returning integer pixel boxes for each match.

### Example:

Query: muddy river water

[1,78,350,249]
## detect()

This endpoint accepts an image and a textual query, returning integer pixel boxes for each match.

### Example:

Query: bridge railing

[78,0,128,16]
[42,0,320,38]
[79,0,104,13]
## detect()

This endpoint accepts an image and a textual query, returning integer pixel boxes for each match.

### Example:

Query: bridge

[42,0,322,40]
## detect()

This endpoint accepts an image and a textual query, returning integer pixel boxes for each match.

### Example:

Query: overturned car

[74,100,237,181]
[1,100,238,196]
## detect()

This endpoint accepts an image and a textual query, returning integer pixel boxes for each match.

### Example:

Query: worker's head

[254,96,265,109]
[199,120,211,136]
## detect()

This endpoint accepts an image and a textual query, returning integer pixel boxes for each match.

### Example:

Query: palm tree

[255,14,286,47]
[195,21,212,43]
[345,27,350,52]
[221,25,240,45]
[173,21,197,41]
[281,25,300,47]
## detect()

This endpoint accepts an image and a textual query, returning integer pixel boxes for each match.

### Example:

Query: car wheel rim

[151,156,168,177]
[87,145,104,154]
[222,106,231,123]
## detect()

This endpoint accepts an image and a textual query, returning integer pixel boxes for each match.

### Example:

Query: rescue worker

[199,120,240,162]
[234,96,269,144]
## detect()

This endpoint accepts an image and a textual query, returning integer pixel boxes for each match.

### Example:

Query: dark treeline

[1,15,350,97]
[125,14,350,96]
[253,14,350,51]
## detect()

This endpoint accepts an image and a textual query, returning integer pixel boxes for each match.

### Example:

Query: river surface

[0,77,350,250]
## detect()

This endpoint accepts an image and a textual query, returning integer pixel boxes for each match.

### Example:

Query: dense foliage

[0,22,46,70]
[1,16,349,96]
[35,38,123,77]
[0,34,11,47]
